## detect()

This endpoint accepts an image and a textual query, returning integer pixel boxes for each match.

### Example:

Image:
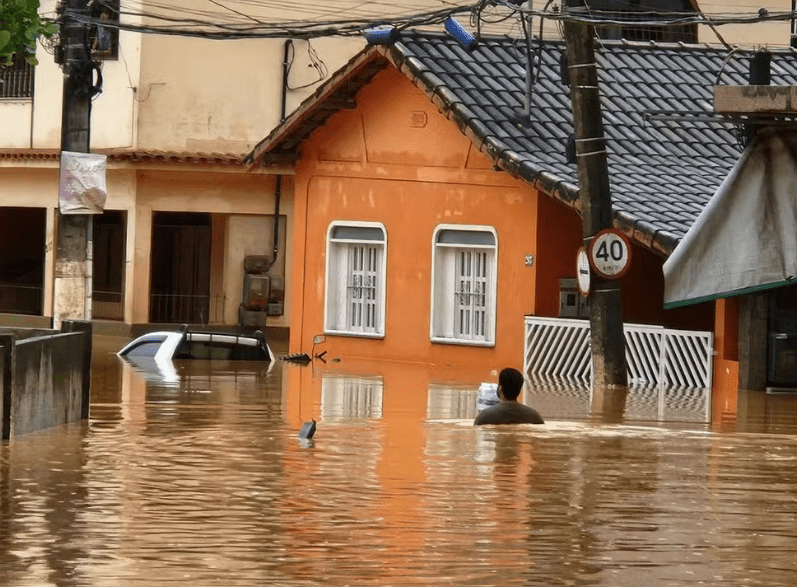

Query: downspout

[270,39,291,265]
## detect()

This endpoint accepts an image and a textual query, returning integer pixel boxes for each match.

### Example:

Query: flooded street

[3,336,797,586]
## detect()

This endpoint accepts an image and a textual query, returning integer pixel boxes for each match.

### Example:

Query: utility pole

[54,0,94,329]
[562,0,628,404]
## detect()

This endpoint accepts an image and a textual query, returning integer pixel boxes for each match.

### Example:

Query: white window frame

[430,224,498,346]
[324,221,387,338]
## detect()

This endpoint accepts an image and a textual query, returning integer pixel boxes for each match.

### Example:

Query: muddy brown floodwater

[2,335,797,587]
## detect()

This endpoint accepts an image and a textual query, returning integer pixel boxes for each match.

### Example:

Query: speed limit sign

[588,229,632,279]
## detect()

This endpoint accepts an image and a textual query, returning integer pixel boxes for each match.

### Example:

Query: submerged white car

[117,326,275,363]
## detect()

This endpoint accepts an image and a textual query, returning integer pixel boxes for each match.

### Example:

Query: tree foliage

[0,0,58,65]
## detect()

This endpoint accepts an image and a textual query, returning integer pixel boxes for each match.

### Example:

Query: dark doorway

[92,211,127,320]
[149,212,211,324]
[0,207,45,315]
[767,285,797,389]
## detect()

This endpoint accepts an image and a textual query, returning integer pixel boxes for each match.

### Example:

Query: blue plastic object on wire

[363,27,401,45]
[444,17,478,50]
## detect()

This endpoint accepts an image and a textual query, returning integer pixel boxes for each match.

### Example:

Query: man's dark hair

[499,367,525,400]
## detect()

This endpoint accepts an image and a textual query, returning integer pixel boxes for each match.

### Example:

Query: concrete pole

[1,334,14,440]
[53,0,93,329]
[562,1,628,396]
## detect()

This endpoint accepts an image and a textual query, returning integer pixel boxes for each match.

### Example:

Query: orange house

[246,32,765,388]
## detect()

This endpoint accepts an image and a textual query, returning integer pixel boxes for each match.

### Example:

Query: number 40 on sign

[588,228,632,279]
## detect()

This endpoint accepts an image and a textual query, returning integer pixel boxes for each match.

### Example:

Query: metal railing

[524,316,713,389]
[0,283,42,315]
[0,57,34,99]
[149,293,225,324]
[92,290,124,321]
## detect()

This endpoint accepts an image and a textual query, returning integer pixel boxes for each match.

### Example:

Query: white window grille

[431,225,497,345]
[325,222,386,337]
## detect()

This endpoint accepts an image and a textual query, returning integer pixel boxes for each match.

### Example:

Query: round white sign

[588,229,632,279]
[576,247,590,296]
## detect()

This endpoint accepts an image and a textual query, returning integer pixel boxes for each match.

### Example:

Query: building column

[738,292,768,391]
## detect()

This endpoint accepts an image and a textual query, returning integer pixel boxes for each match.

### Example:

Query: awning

[663,127,797,308]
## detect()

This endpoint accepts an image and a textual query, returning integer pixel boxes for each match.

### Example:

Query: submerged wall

[0,321,91,440]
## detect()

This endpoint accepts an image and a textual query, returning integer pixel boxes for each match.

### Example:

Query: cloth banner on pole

[663,128,797,308]
[59,151,107,214]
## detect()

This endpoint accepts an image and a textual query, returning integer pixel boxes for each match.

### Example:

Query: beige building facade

[0,0,363,334]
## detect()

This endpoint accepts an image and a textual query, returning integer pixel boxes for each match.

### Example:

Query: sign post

[563,0,628,394]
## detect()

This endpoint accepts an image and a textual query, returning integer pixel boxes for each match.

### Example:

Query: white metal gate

[524,317,713,389]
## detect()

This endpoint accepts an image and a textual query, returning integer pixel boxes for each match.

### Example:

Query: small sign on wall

[410,111,428,128]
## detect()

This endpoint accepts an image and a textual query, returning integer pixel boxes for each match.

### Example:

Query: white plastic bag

[477,382,499,409]
[59,151,107,214]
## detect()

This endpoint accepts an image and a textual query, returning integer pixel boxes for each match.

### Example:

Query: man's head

[498,367,525,401]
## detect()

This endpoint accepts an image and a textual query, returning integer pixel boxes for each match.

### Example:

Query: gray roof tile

[248,32,797,255]
[386,33,792,250]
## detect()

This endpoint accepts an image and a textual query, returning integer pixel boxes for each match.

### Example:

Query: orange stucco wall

[287,65,715,375]
[288,67,541,376]
[619,245,714,330]
[712,297,740,426]
[534,194,583,318]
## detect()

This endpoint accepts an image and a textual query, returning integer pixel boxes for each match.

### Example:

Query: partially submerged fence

[524,316,713,388]
[524,316,714,422]
[1,321,92,440]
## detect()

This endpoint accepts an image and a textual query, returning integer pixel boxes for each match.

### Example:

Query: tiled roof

[0,148,245,166]
[248,31,797,256]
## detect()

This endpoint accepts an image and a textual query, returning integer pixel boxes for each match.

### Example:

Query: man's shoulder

[474,402,544,425]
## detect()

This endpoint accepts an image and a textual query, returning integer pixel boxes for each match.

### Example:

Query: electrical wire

[284,39,329,90]
[61,3,475,40]
[52,1,797,44]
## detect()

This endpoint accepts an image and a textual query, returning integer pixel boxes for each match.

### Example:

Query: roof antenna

[510,0,536,128]
[522,1,534,124]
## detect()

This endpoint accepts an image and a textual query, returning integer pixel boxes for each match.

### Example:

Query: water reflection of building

[282,355,495,429]
[427,384,479,421]
[524,376,712,424]
[320,373,383,420]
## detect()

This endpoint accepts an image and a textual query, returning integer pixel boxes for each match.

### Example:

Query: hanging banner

[663,128,797,308]
[59,151,107,214]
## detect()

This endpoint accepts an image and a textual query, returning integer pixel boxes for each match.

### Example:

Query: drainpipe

[270,40,291,266]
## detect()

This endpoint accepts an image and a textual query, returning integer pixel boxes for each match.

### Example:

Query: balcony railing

[0,283,42,315]
[150,293,225,325]
[92,290,124,321]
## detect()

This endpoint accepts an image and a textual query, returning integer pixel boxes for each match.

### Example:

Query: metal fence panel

[524,317,713,390]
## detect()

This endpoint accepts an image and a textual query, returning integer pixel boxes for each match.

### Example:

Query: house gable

[310,67,472,170]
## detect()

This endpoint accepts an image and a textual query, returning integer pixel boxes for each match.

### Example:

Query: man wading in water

[474,367,545,426]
